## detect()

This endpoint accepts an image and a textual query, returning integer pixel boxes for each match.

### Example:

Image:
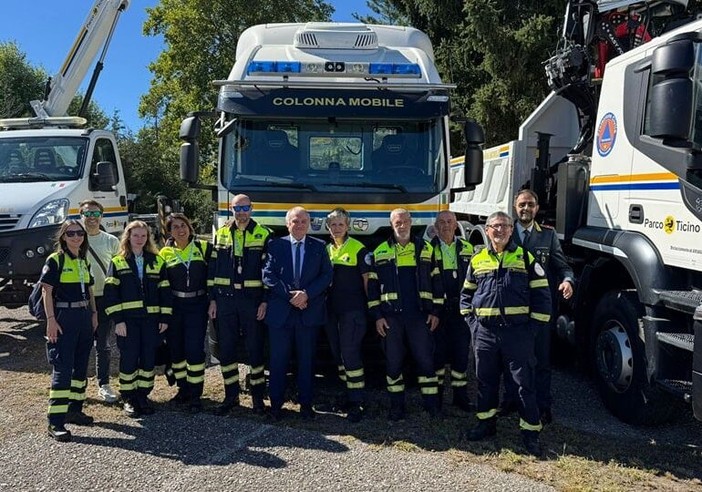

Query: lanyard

[176,242,195,288]
[77,258,87,299]
[232,228,246,275]
[440,240,458,278]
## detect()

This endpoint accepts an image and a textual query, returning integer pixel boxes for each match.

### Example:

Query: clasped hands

[289,290,308,309]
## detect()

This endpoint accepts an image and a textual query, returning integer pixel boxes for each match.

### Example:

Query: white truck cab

[0,122,128,306]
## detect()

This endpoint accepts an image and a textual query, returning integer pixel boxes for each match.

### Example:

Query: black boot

[388,400,406,422]
[466,418,497,441]
[251,387,266,415]
[452,391,476,413]
[521,430,543,457]
[214,395,240,416]
[138,392,155,415]
[171,386,189,404]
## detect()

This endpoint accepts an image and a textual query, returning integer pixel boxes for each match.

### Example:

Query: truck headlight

[29,199,70,228]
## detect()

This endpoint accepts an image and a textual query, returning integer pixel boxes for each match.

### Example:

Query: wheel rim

[595,322,634,393]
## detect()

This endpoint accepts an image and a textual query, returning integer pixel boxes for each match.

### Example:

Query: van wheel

[592,290,676,425]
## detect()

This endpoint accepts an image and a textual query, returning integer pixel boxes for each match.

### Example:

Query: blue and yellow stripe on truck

[217,202,448,219]
[590,172,679,191]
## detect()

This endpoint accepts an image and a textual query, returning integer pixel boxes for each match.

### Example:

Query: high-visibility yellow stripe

[221,362,238,372]
[520,418,543,432]
[161,307,173,315]
[49,389,71,399]
[347,381,365,389]
[48,404,69,414]
[477,408,498,420]
[474,306,529,316]
[530,312,551,322]
[529,279,549,288]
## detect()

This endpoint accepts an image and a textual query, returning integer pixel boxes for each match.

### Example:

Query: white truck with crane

[0,0,130,307]
[450,0,702,424]
[179,22,482,243]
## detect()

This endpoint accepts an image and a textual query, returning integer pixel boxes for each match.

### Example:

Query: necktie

[523,229,530,246]
[294,241,302,288]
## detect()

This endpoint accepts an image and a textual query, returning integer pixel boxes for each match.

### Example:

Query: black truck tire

[592,289,676,425]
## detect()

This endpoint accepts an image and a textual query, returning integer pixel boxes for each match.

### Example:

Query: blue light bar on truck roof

[369,63,421,76]
[247,61,302,74]
[246,60,422,78]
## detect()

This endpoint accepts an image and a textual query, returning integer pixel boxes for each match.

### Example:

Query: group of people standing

[40,190,573,457]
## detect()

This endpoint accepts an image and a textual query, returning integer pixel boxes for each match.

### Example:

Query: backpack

[28,254,65,320]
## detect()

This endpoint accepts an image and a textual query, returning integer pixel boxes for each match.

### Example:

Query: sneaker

[123,400,141,418]
[98,384,118,403]
[65,411,94,426]
[48,424,72,442]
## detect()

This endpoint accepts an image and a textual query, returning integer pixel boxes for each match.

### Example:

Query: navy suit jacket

[263,235,333,329]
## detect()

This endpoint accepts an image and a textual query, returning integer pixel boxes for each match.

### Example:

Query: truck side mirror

[180,116,201,184]
[647,39,694,141]
[463,119,485,188]
[95,161,117,191]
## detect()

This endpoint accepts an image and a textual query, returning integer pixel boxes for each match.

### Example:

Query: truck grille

[0,214,21,231]
[0,247,9,264]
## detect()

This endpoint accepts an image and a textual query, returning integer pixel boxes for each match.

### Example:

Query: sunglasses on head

[65,230,86,238]
[81,210,102,217]
[232,205,252,212]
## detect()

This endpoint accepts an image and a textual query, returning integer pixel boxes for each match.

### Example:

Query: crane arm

[31,0,130,118]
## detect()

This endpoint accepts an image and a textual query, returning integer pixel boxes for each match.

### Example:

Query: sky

[0,1,373,131]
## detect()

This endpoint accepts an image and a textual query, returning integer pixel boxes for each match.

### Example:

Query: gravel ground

[0,410,555,492]
[2,305,702,491]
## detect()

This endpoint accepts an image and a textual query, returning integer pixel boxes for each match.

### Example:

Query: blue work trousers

[46,308,93,426]
[472,320,540,426]
[167,299,208,399]
[325,309,367,403]
[216,295,265,398]
[116,316,159,400]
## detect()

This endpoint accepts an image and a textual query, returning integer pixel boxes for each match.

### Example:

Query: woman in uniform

[40,219,98,442]
[159,213,212,413]
[104,220,171,418]
[324,208,371,422]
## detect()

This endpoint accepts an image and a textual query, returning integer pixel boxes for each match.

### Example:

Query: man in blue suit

[263,206,333,420]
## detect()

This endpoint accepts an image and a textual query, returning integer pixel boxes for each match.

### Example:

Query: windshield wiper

[1,172,53,182]
[323,182,408,193]
[240,181,318,192]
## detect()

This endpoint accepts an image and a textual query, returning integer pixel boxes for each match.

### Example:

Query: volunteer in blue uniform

[40,219,98,442]
[430,210,474,411]
[104,220,171,418]
[500,189,575,424]
[160,213,212,413]
[208,194,273,416]
[461,211,551,456]
[368,208,444,421]
[324,208,371,423]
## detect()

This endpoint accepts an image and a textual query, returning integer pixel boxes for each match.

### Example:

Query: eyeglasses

[81,210,102,217]
[487,223,513,231]
[65,230,86,238]
[232,204,252,212]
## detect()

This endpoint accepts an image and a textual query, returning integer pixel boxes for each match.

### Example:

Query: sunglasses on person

[65,230,86,237]
[81,210,102,217]
[232,204,252,212]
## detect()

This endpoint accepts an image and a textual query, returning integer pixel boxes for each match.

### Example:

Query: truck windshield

[0,137,87,183]
[221,119,445,194]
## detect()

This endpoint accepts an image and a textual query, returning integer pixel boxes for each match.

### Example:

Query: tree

[140,0,334,231]
[0,42,46,118]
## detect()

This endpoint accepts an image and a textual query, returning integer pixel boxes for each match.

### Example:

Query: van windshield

[0,137,87,182]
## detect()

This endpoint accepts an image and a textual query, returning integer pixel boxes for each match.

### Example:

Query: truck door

[87,137,127,232]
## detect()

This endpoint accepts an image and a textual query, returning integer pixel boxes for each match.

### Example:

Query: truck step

[657,290,702,314]
[657,379,692,403]
[656,332,695,352]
